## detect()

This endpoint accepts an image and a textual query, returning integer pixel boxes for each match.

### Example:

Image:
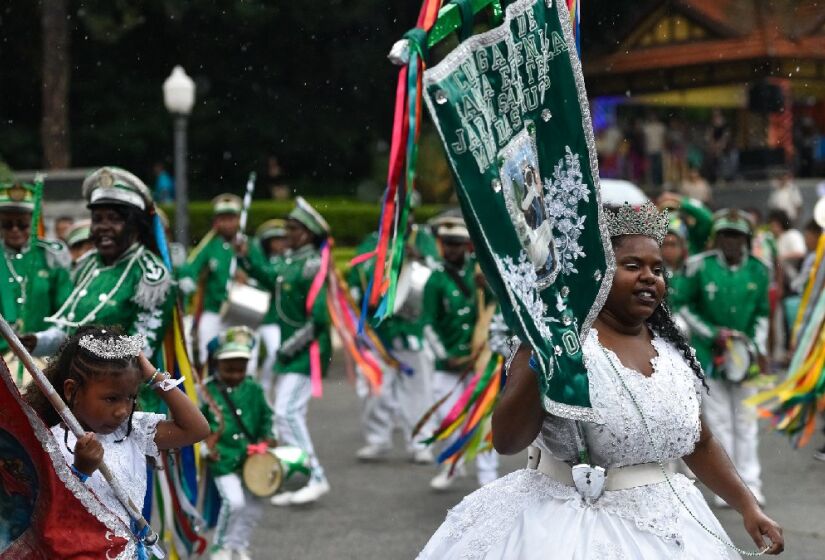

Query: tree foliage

[0,0,646,198]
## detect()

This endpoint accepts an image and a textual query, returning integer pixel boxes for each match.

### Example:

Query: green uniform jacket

[260,251,284,325]
[666,265,689,313]
[682,250,770,375]
[0,239,72,351]
[179,232,234,313]
[201,376,275,476]
[422,257,478,372]
[46,243,174,359]
[242,244,331,376]
[346,227,440,351]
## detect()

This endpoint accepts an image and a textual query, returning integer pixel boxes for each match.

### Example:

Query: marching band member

[423,217,498,490]
[23,167,174,363]
[662,215,691,316]
[253,219,289,403]
[179,193,243,366]
[682,209,770,506]
[239,198,332,505]
[64,219,94,267]
[0,181,72,354]
[202,326,276,560]
[348,220,440,463]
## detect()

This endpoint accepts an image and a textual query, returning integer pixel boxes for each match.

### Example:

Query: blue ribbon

[130,520,150,560]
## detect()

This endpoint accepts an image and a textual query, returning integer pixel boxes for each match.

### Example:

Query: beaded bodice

[537,329,702,468]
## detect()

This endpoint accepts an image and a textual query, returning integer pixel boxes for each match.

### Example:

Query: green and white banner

[422,0,613,421]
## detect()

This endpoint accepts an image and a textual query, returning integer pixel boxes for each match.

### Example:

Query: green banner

[422,0,613,421]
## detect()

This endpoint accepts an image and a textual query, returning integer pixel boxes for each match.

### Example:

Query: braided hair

[611,235,708,391]
[23,326,141,443]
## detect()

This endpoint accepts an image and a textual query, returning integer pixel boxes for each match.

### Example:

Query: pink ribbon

[246,442,269,455]
[306,241,331,399]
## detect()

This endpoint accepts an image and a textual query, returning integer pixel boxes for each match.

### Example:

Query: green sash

[421,0,613,421]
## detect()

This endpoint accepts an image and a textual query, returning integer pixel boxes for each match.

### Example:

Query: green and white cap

[667,215,689,240]
[434,216,470,241]
[256,218,287,241]
[212,193,243,216]
[288,197,330,237]
[712,208,753,236]
[0,182,36,212]
[83,167,153,211]
[65,219,92,247]
[215,325,256,360]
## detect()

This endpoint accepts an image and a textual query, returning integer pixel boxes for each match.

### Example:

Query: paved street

[251,357,825,559]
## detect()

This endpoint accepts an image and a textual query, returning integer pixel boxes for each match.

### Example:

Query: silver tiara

[78,333,144,360]
[605,202,669,245]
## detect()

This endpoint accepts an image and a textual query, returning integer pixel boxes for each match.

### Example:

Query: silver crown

[78,333,144,360]
[605,202,669,245]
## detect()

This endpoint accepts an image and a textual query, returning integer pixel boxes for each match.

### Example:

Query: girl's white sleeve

[131,411,165,462]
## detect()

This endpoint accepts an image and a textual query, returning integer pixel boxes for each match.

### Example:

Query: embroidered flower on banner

[495,251,552,340]
[544,146,589,275]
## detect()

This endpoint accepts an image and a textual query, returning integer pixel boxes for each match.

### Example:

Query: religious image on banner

[422,0,614,421]
[499,128,558,288]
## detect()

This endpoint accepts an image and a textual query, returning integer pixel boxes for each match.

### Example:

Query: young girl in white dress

[24,327,210,551]
[419,205,784,559]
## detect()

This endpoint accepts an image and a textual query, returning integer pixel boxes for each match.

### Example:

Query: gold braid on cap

[78,333,144,360]
[605,202,669,245]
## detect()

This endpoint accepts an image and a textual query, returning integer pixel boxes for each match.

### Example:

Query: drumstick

[0,314,166,558]
[226,171,257,288]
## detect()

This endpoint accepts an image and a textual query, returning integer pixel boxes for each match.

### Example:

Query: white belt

[534,450,666,492]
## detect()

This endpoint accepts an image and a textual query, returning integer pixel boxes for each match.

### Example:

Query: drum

[3,352,45,388]
[220,282,272,330]
[393,261,432,321]
[721,337,754,383]
[242,445,311,497]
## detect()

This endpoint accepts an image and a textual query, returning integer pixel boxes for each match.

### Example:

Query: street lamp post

[162,65,196,249]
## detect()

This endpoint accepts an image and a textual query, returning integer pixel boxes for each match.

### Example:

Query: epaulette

[36,238,71,270]
[684,250,713,277]
[302,254,322,280]
[748,253,772,272]
[134,249,172,309]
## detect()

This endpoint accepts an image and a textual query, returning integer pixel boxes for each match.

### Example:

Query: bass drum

[242,445,312,497]
[3,352,46,389]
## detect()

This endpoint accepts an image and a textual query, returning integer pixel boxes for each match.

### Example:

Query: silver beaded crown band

[78,333,144,360]
[605,202,669,246]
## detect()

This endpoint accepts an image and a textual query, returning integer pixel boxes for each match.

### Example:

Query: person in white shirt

[767,172,803,223]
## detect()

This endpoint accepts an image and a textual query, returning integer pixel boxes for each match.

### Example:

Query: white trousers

[198,310,260,377]
[359,348,436,453]
[432,370,499,485]
[703,378,762,492]
[198,311,223,365]
[259,324,282,405]
[213,473,263,552]
[274,373,325,480]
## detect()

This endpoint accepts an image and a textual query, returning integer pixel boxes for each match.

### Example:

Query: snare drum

[242,445,312,497]
[721,337,754,383]
[220,282,272,329]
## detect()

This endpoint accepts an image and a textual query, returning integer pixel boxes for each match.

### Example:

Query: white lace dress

[419,329,741,560]
[53,411,164,528]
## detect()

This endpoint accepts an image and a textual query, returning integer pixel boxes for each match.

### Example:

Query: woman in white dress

[419,205,784,559]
